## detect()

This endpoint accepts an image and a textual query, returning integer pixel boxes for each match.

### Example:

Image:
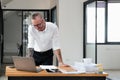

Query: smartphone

[46,69,60,73]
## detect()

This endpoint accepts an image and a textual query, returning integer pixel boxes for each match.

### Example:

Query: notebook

[12,56,42,72]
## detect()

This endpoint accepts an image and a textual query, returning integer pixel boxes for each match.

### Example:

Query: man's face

[32,16,45,31]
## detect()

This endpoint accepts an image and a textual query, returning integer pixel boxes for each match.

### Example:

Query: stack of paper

[58,67,85,74]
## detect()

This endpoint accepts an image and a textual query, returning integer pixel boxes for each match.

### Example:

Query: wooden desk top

[6,66,108,77]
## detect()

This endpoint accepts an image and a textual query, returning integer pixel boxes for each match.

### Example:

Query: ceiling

[1,0,13,7]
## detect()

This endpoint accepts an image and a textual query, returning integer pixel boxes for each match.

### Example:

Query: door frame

[2,9,50,63]
[0,2,4,65]
[83,0,107,63]
[83,0,97,63]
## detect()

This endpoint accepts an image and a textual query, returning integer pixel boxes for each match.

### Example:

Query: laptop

[12,56,42,72]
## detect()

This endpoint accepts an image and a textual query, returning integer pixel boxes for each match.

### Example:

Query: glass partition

[84,0,106,63]
[84,1,96,63]
[2,10,49,63]
[3,11,22,63]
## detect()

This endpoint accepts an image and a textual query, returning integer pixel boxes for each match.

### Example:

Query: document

[39,65,57,69]
[58,66,85,74]
[58,68,85,74]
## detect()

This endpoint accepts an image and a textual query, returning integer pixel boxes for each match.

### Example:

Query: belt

[34,49,53,55]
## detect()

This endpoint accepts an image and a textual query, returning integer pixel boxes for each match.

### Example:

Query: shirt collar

[44,23,47,32]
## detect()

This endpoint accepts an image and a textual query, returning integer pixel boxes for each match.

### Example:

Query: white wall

[57,0,87,65]
[50,0,57,8]
[97,45,120,69]
[57,0,120,69]
[2,0,50,9]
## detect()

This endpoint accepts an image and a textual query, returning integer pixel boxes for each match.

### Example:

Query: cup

[81,58,92,64]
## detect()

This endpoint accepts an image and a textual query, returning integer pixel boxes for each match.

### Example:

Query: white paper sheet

[58,68,85,74]
[39,65,57,69]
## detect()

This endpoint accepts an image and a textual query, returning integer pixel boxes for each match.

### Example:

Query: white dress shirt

[27,22,60,52]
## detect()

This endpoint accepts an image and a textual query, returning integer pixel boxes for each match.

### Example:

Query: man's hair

[32,13,43,19]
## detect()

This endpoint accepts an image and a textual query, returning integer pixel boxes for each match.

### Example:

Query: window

[86,1,106,43]
[108,3,120,42]
[97,2,120,43]
[85,1,120,44]
[97,7,105,43]
[87,5,96,43]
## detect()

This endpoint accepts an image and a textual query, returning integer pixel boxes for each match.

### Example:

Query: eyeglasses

[34,23,42,27]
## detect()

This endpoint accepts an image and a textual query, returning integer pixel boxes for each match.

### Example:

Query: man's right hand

[26,48,34,57]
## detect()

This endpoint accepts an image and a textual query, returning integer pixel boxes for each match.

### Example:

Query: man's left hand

[59,62,69,67]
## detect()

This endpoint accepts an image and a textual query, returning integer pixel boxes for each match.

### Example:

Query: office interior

[0,0,120,79]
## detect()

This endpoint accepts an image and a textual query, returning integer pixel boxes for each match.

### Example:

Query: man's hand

[54,49,69,67]
[26,48,34,57]
[58,62,69,67]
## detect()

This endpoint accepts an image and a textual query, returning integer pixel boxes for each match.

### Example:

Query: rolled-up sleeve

[52,25,60,50]
[27,25,34,48]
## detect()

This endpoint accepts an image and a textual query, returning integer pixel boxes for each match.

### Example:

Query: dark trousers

[33,49,53,66]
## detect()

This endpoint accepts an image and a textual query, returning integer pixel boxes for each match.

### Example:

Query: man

[27,13,68,67]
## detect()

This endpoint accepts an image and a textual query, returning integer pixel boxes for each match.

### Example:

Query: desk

[6,66,108,80]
